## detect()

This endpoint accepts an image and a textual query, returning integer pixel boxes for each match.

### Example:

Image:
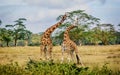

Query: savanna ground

[0,45,120,75]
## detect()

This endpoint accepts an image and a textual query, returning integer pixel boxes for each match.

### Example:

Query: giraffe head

[60,12,70,22]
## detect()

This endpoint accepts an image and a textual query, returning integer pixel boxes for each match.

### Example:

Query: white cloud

[0,0,96,33]
[0,0,120,33]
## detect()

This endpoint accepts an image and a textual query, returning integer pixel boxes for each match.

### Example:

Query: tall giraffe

[40,13,68,60]
[61,25,83,65]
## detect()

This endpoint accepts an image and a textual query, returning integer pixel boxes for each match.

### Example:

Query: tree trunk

[6,41,9,47]
[14,34,18,47]
[0,41,3,47]
[15,39,17,46]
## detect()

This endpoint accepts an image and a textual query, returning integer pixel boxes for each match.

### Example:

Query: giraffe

[40,13,68,60]
[61,25,83,65]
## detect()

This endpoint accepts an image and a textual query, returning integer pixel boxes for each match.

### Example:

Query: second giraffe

[61,25,83,65]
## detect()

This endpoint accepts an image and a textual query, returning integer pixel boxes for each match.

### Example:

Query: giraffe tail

[76,54,83,66]
[76,54,80,64]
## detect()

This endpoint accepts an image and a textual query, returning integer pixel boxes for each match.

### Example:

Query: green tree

[57,10,100,28]
[115,24,120,44]
[94,24,116,45]
[91,25,101,45]
[54,10,100,45]
[0,28,13,47]
[6,18,27,46]
[0,21,12,47]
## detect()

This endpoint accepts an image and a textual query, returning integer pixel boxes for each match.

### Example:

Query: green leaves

[54,10,118,45]
[3,18,32,46]
[63,10,100,26]
[0,60,119,75]
[0,28,13,46]
[5,25,14,27]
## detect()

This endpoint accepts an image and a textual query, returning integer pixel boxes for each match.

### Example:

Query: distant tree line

[0,10,120,47]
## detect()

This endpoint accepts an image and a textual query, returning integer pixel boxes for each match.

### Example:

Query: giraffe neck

[64,25,76,40]
[43,22,62,38]
[43,15,66,38]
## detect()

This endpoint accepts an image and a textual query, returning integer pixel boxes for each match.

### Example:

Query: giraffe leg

[49,48,52,61]
[76,53,84,66]
[50,44,53,61]
[61,44,65,63]
[61,51,64,63]
[47,44,53,61]
[66,47,72,63]
[67,51,71,63]
[44,46,47,60]
[78,55,84,66]
[40,45,43,58]
[76,54,80,64]
[40,45,46,60]
[70,50,75,63]
[67,52,71,63]
[74,48,84,66]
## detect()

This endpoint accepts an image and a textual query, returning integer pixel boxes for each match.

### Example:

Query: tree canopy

[52,10,119,45]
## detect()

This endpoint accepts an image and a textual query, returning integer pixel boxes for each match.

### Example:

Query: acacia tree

[53,10,100,45]
[6,18,27,46]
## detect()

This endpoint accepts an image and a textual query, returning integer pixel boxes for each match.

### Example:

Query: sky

[0,0,120,33]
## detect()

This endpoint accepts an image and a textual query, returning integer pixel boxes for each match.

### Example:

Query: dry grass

[78,45,120,70]
[0,45,120,70]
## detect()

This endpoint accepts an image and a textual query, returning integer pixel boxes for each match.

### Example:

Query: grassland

[0,45,120,75]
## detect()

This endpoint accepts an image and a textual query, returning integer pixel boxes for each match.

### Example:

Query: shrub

[0,62,27,75]
[25,59,89,75]
[0,60,119,75]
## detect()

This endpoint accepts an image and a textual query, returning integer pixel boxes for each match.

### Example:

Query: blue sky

[0,0,120,33]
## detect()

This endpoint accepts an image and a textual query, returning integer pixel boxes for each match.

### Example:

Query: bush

[25,59,89,75]
[0,60,119,75]
[0,62,27,75]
